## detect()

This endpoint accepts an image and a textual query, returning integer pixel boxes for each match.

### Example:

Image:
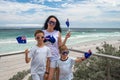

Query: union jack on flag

[21,36,26,40]
[16,36,27,44]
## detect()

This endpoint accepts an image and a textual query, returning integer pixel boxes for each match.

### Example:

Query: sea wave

[0,38,35,44]
[0,29,120,54]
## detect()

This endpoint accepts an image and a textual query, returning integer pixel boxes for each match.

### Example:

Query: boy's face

[35,33,44,42]
[61,50,69,58]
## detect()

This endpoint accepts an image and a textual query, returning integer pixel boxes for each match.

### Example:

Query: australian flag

[66,18,69,28]
[16,36,27,44]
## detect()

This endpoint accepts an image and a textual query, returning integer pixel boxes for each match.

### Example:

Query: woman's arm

[58,32,63,47]
[58,31,71,47]
[62,31,71,46]
[46,57,50,73]
[56,67,59,80]
[44,57,50,80]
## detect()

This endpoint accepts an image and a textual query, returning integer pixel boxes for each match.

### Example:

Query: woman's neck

[46,27,54,32]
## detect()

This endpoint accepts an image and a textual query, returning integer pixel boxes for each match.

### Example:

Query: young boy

[25,30,51,80]
[56,45,92,80]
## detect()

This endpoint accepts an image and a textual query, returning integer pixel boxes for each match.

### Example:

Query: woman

[42,15,70,80]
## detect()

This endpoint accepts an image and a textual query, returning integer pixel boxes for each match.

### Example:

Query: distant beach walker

[0,28,120,54]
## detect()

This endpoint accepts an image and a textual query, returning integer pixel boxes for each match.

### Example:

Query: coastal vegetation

[73,42,120,80]
[9,70,30,80]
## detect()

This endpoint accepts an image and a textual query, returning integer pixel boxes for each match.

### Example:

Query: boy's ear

[35,37,37,40]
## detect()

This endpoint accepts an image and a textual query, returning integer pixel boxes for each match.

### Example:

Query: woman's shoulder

[53,30,60,35]
[42,30,46,32]
[42,30,59,33]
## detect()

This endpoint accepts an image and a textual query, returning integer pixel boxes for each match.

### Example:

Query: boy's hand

[84,50,92,59]
[44,72,49,80]
[25,49,29,54]
[81,57,86,61]
[24,49,31,63]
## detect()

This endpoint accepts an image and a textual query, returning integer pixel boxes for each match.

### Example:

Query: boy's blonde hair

[59,45,68,53]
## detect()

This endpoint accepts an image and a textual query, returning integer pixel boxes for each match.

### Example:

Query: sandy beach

[68,36,120,58]
[0,53,30,80]
[0,36,120,80]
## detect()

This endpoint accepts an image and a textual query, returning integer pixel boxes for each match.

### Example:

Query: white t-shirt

[28,45,51,74]
[56,57,75,80]
[43,30,60,61]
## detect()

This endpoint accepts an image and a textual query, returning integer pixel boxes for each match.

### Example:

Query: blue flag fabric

[44,35,56,44]
[16,36,27,44]
[84,50,92,59]
[66,19,69,27]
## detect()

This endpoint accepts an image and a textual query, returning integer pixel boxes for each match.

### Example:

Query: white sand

[68,36,120,57]
[0,53,30,80]
[0,36,120,80]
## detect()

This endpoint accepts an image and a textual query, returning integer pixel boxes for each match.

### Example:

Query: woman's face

[47,17,56,28]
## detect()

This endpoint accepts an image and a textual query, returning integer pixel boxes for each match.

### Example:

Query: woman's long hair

[42,15,62,33]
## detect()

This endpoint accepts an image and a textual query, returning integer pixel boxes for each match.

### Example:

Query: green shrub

[9,69,30,80]
[73,42,120,80]
[28,75,32,80]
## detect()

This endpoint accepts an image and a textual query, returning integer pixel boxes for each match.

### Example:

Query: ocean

[0,28,120,54]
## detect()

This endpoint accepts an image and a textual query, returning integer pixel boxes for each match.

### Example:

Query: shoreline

[1,36,120,55]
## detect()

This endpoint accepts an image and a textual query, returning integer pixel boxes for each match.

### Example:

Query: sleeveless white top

[43,30,60,61]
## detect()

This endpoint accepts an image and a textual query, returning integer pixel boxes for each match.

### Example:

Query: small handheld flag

[66,18,69,27]
[16,36,27,44]
[66,18,70,32]
[84,50,92,59]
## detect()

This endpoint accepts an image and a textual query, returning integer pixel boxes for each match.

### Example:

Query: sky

[0,0,120,28]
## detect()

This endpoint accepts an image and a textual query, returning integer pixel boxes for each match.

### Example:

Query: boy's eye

[62,51,69,55]
[36,36,44,39]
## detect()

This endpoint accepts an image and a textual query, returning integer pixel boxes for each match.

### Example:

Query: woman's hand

[66,31,71,39]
